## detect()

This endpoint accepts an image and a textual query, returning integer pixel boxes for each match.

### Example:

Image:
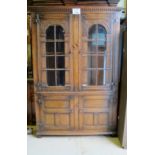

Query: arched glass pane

[56,26,64,40]
[89,25,97,40]
[87,24,107,86]
[98,24,106,52]
[88,24,106,52]
[46,25,65,86]
[46,26,55,54]
[46,26,54,40]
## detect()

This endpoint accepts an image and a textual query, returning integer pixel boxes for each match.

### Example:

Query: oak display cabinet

[28,3,121,136]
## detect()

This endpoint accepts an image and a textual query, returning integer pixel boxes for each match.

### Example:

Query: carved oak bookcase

[28,4,121,136]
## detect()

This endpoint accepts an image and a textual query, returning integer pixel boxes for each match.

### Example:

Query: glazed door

[35,13,76,134]
[77,13,118,133]
[33,10,120,135]
[79,14,113,90]
[37,13,73,91]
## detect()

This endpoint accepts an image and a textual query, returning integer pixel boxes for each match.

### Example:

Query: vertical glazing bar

[96,24,98,85]
[54,25,57,86]
[103,52,106,85]
[36,15,41,83]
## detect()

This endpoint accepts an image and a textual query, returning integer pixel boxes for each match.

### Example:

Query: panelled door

[32,8,120,135]
[35,13,76,134]
[77,13,118,133]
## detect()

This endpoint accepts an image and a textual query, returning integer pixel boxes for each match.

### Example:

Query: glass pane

[56,26,64,40]
[46,26,54,40]
[98,25,106,51]
[98,43,106,52]
[87,24,107,86]
[56,42,64,53]
[98,55,104,68]
[97,70,103,85]
[88,24,106,52]
[46,42,54,53]
[88,41,97,53]
[47,71,55,86]
[88,56,97,68]
[46,25,66,87]
[88,70,96,85]
[46,56,55,68]
[98,25,106,39]
[57,70,65,86]
[56,56,65,69]
[88,25,97,39]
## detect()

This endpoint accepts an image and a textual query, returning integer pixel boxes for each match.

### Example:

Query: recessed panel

[55,114,70,127]
[83,99,108,108]
[44,114,55,125]
[98,113,108,125]
[84,113,94,125]
[45,100,69,109]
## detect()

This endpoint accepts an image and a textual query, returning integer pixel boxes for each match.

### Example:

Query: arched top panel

[88,24,107,52]
[46,25,64,40]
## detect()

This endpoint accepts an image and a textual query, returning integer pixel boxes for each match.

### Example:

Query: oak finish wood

[29,5,121,136]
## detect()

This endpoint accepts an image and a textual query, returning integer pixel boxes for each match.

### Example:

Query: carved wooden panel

[79,95,114,132]
[39,95,74,131]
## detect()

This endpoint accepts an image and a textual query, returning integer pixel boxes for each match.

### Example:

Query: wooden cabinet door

[77,12,120,133]
[36,13,73,91]
[37,95,75,134]
[79,13,113,90]
[79,94,117,134]
[79,96,109,130]
[33,13,76,135]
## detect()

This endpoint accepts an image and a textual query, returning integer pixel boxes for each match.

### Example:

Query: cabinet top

[28,0,120,6]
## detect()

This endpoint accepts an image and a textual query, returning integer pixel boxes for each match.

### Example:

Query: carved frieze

[28,6,121,13]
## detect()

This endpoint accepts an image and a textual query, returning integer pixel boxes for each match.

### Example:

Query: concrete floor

[27,135,127,155]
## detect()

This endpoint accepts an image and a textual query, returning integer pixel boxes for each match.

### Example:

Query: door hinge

[34,82,41,90]
[37,94,45,105]
[35,82,48,91]
[111,82,115,89]
[35,13,40,24]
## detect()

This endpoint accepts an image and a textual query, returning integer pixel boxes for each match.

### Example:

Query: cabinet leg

[36,135,42,138]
